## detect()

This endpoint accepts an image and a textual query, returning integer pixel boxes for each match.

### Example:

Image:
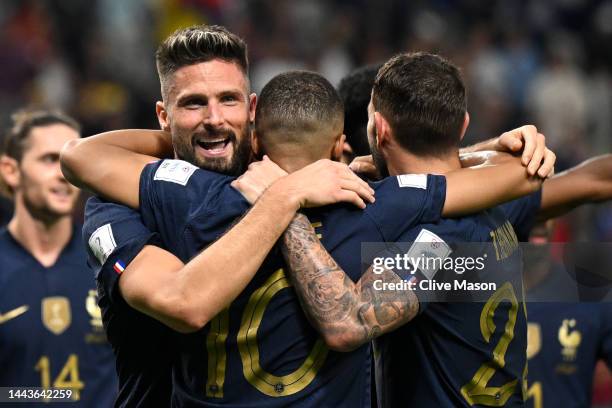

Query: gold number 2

[460,282,520,406]
[35,354,84,400]
[205,269,329,398]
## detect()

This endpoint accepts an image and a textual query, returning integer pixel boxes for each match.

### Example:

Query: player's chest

[527,304,600,374]
[0,266,105,347]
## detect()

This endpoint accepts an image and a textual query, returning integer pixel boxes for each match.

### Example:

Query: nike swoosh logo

[0,305,29,325]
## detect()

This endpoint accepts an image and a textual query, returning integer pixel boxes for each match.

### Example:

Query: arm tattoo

[281,213,419,348]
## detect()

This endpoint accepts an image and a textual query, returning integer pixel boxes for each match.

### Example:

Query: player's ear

[374,111,390,149]
[156,101,170,132]
[331,133,346,162]
[0,154,20,192]
[251,130,262,159]
[248,93,257,124]
[459,112,470,142]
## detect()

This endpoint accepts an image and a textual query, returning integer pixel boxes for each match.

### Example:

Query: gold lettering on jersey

[311,221,323,239]
[85,290,103,330]
[527,323,542,360]
[489,221,519,260]
[558,319,581,361]
[42,297,71,335]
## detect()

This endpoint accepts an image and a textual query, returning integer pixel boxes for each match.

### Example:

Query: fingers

[520,125,538,166]
[498,131,523,152]
[334,190,366,209]
[339,177,375,204]
[526,133,545,176]
[538,148,556,178]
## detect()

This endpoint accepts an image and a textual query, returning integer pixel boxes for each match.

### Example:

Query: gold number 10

[206,268,329,398]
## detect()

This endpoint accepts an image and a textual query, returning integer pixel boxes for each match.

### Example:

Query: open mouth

[50,186,73,198]
[194,136,232,157]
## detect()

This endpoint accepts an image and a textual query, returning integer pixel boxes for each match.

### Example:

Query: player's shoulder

[145,159,233,189]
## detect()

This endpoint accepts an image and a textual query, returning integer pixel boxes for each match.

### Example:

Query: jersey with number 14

[139,159,447,407]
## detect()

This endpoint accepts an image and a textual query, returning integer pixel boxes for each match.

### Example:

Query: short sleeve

[83,196,159,305]
[365,174,447,242]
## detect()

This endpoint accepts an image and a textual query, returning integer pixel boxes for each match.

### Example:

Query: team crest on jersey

[154,159,197,186]
[42,297,71,335]
[86,290,103,330]
[526,322,541,359]
[558,319,581,361]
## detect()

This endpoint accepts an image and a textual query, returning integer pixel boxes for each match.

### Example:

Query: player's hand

[274,159,375,209]
[495,125,556,178]
[232,156,288,204]
[348,155,381,180]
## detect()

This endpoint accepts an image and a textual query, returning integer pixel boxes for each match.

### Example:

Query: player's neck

[8,200,73,267]
[386,150,461,176]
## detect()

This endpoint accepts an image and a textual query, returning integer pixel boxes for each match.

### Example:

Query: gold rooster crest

[558,319,581,361]
[86,290,103,329]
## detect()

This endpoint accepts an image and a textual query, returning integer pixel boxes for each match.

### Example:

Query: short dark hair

[155,24,249,98]
[372,52,466,157]
[2,109,81,163]
[255,71,344,157]
[337,63,381,156]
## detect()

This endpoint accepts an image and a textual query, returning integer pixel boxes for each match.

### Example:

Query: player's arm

[280,214,417,352]
[537,154,612,221]
[442,151,547,217]
[61,129,173,208]
[120,160,374,333]
[459,125,555,177]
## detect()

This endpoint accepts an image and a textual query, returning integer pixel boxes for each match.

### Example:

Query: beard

[174,125,252,177]
[369,137,390,179]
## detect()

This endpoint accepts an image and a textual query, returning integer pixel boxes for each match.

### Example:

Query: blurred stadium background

[0,0,611,403]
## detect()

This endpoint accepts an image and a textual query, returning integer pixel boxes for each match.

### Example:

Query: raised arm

[61,129,173,208]
[537,154,612,221]
[443,152,547,217]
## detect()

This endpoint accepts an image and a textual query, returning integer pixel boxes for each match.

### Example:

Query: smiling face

[156,59,255,175]
[15,124,80,219]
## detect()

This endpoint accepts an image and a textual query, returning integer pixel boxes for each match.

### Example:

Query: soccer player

[277,53,534,407]
[61,27,551,406]
[337,64,382,162]
[517,154,612,408]
[63,25,377,408]
[0,110,116,406]
[65,71,547,408]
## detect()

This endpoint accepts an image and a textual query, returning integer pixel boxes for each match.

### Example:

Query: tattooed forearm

[281,213,419,351]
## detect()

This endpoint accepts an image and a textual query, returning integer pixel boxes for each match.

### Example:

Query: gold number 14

[35,354,84,400]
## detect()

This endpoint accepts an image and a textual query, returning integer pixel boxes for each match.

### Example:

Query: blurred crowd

[0,0,611,238]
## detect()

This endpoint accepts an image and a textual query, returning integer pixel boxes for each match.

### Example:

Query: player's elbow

[59,139,83,186]
[162,299,213,334]
[322,330,363,352]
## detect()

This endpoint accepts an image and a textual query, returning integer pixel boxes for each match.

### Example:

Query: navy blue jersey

[374,197,533,407]
[524,263,612,408]
[83,196,175,407]
[500,191,542,242]
[139,159,446,407]
[0,225,117,407]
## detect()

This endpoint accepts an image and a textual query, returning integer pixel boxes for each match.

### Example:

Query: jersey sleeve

[139,159,251,258]
[83,196,159,305]
[499,190,543,241]
[364,174,447,242]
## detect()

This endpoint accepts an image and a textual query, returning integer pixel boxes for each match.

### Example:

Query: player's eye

[40,154,59,164]
[182,98,206,109]
[220,94,239,105]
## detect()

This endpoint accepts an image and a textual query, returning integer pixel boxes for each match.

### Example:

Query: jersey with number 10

[139,159,447,407]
